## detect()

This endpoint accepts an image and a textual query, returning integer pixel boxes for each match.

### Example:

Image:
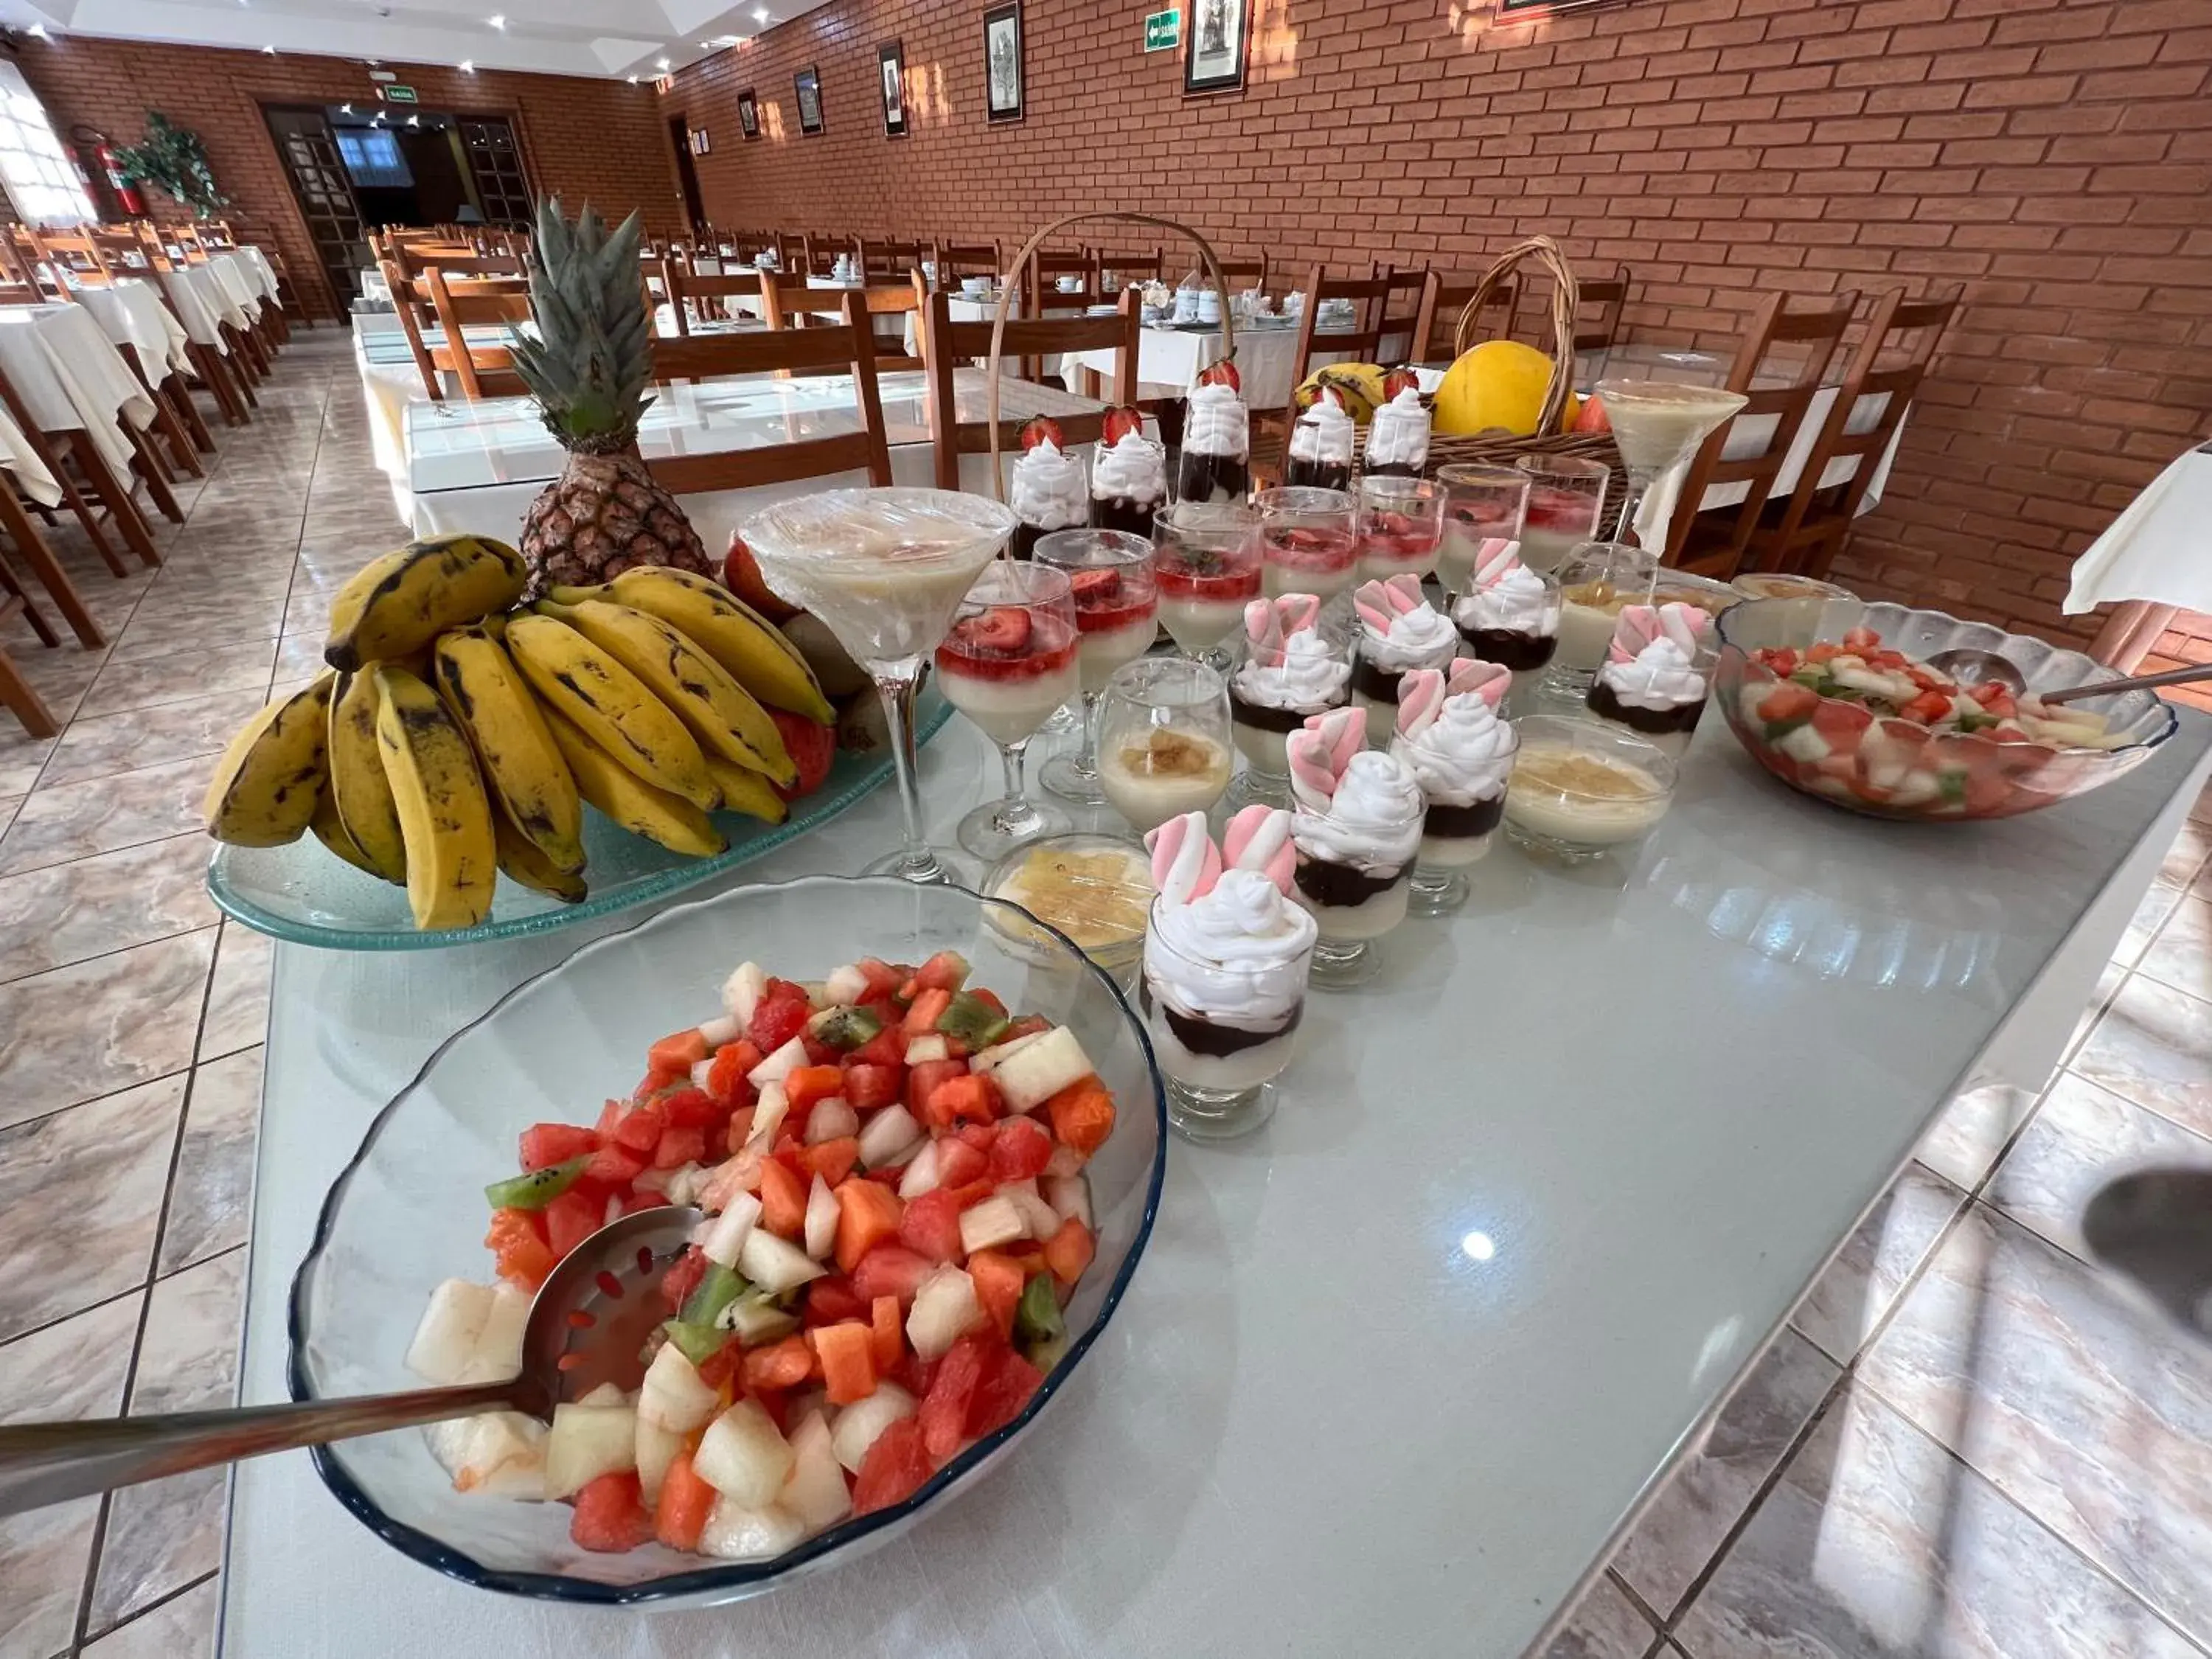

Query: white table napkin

[2065,445,2212,616]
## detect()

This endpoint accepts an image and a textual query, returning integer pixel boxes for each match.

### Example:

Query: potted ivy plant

[113,113,229,220]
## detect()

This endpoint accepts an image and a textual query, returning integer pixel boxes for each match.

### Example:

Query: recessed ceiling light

[627,74,639,83]
[340,102,354,114]
[261,43,277,53]
[656,57,671,70]
[458,60,473,72]
[754,6,771,21]
[487,13,505,29]
[27,21,49,36]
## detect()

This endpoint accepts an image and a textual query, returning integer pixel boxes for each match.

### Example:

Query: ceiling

[0,0,833,80]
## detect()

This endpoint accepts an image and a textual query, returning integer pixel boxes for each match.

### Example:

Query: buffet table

[220,703,2212,1658]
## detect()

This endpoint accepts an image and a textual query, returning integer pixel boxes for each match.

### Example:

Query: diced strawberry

[518,1122,598,1172]
[842,1062,902,1110]
[919,1335,989,1464]
[1068,567,1121,607]
[965,1344,1045,1439]
[950,606,1033,658]
[936,1138,989,1191]
[852,1417,933,1516]
[1018,414,1065,452]
[851,1242,935,1307]
[570,1471,653,1554]
[899,1189,967,1264]
[990,1116,1054,1183]
[1197,355,1240,392]
[543,1189,602,1260]
[1101,404,1145,445]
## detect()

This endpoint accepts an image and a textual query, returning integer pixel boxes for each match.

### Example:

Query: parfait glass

[1093,657,1234,835]
[1256,486,1358,603]
[935,562,1081,858]
[1153,500,1262,664]
[1353,475,1446,583]
[742,488,1014,885]
[1036,529,1158,806]
[1590,378,1749,552]
[1434,462,1531,601]
[1143,894,1315,1142]
[1545,538,1659,701]
[1512,455,1610,574]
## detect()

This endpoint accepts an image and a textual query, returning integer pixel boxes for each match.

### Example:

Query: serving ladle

[0,1203,704,1518]
[1921,650,2212,704]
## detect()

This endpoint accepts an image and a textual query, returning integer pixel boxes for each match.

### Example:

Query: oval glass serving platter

[206,689,951,951]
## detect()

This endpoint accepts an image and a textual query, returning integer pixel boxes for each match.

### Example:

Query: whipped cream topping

[1391,695,1517,807]
[1235,626,1349,712]
[1289,394,1355,465]
[1598,636,1708,711]
[1358,598,1459,672]
[1291,748,1425,872]
[1454,563,1555,637]
[1092,431,1166,504]
[1145,869,1317,1026]
[1365,386,1430,470]
[1183,382,1250,460]
[1009,438,1087,532]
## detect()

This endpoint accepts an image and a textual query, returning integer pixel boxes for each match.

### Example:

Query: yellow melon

[1432,341,1557,437]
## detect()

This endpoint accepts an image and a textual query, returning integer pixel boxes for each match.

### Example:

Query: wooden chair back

[1573,267,1631,355]
[801,233,847,276]
[421,266,531,401]
[1025,248,1099,314]
[644,293,893,493]
[1286,266,1428,385]
[1410,272,1519,363]
[854,236,924,279]
[774,230,810,273]
[1092,248,1164,289]
[1666,288,1860,574]
[661,265,763,336]
[931,240,1001,288]
[762,278,922,369]
[920,288,1138,490]
[1745,285,1961,581]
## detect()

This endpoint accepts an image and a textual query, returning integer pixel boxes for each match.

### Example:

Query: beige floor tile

[159,1046,261,1274]
[0,833,218,984]
[0,754,212,877]
[196,922,272,1061]
[0,930,215,1127]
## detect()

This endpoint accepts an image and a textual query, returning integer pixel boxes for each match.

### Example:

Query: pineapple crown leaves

[510,196,658,456]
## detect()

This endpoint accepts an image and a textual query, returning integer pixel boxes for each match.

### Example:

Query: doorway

[669,116,704,233]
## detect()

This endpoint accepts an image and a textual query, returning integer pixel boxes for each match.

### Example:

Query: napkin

[2065,445,2212,615]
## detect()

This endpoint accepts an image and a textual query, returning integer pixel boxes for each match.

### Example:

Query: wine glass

[1590,378,1749,552]
[1353,475,1445,582]
[1434,463,1530,602]
[1512,455,1610,574]
[935,561,1080,859]
[1256,486,1357,603]
[1093,657,1234,835]
[740,488,1013,886]
[1036,529,1157,806]
[1152,500,1262,662]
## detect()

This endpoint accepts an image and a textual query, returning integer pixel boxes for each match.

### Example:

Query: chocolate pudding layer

[1293,855,1408,908]
[1455,625,1556,672]
[1231,688,1324,734]
[1422,794,1506,839]
[1141,981,1303,1057]
[1350,656,1414,704]
[1589,680,1705,736]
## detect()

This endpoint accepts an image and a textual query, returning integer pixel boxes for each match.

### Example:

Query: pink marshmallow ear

[1382,572,1425,614]
[1223,804,1296,893]
[1447,658,1512,709]
[1659,601,1713,652]
[1314,704,1365,770]
[1277,593,1320,636]
[1396,667,1446,740]
[1352,579,1392,633]
[1607,603,1662,664]
[1285,726,1339,804]
[1144,811,1221,907]
[1244,598,1285,667]
[1474,538,1524,589]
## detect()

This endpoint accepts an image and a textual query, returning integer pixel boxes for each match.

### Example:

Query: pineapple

[512,198,712,600]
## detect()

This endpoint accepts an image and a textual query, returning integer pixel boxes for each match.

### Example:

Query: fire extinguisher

[96,140,143,215]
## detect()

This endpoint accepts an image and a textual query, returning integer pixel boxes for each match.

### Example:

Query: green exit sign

[380,84,419,104]
[1144,9,1180,51]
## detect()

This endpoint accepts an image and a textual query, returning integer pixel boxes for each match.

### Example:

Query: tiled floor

[1,332,2210,1658]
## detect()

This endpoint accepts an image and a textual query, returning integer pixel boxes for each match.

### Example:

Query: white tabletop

[1065,319,1359,411]
[72,278,192,378]
[221,703,2212,1658]
[0,303,154,470]
[158,265,237,351]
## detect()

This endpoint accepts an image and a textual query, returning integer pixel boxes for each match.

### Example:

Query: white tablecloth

[234,245,282,302]
[158,266,235,352]
[0,305,156,470]
[73,279,192,378]
[2065,445,2212,616]
[0,399,63,507]
[1064,320,1358,411]
[203,254,263,324]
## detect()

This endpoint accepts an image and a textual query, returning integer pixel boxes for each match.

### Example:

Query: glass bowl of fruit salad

[289,874,1166,1604]
[1714,597,2177,821]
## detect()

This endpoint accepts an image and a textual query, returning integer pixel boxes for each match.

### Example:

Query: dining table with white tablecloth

[157,265,238,352]
[0,304,157,473]
[71,279,194,378]
[1060,318,1360,411]
[0,397,63,508]
[201,254,264,325]
[232,245,282,304]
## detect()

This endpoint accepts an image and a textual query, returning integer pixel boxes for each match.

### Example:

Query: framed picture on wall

[795,66,824,136]
[737,88,759,139]
[984,1,1023,125]
[880,41,908,137]
[1184,0,1248,95]
[689,128,711,155]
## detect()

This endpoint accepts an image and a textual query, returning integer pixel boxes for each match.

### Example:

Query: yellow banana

[310,787,389,879]
[502,613,720,812]
[703,755,788,827]
[595,567,835,725]
[541,703,726,859]
[434,626,585,874]
[493,810,588,903]
[202,673,335,846]
[323,535,527,672]
[326,671,408,883]
[372,666,498,931]
[540,599,796,787]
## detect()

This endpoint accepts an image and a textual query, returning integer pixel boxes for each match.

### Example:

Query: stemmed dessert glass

[742,488,1015,885]
[1144,894,1316,1142]
[1153,501,1262,663]
[1590,378,1750,552]
[1093,658,1234,835]
[1256,486,1357,602]
[1037,529,1158,806]
[1434,463,1530,602]
[935,561,1081,859]
[1353,475,1446,582]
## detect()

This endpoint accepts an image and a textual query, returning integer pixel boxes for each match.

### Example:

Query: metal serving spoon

[0,1204,703,1518]
[1921,650,2212,704]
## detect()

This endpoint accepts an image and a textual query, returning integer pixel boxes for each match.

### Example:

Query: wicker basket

[1351,235,1624,518]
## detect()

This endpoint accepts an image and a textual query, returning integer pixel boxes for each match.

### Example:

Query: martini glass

[1590,378,1750,554]
[740,487,1015,885]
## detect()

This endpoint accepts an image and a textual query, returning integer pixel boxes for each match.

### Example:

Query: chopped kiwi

[936,990,1011,1051]
[807,1004,883,1052]
[1015,1273,1065,1347]
[678,1263,748,1329]
[483,1155,588,1210]
[664,1318,728,1367]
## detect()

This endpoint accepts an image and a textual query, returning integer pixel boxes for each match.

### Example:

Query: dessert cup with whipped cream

[935,560,1082,858]
[1584,601,1718,760]
[1361,384,1432,479]
[1349,572,1461,747]
[1436,462,1531,598]
[1094,655,1234,835]
[1354,474,1446,582]
[1229,593,1352,807]
[1504,714,1676,863]
[1548,538,1658,699]
[1390,659,1519,914]
[1512,455,1610,574]
[1035,528,1158,806]
[1089,429,1169,540]
[1283,391,1356,493]
[1007,436,1088,561]
[1153,500,1262,660]
[1450,538,1559,713]
[1286,706,1427,985]
[1176,379,1252,504]
[1256,485,1358,604]
[1141,807,1318,1140]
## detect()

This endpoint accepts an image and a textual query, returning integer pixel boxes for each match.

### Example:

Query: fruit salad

[405,953,1118,1562]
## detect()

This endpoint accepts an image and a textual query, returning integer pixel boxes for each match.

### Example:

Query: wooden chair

[661,265,763,337]
[0,445,105,648]
[1666,288,1860,577]
[0,357,161,574]
[762,279,923,370]
[1410,272,1519,364]
[0,562,59,737]
[774,231,810,274]
[1573,266,1632,356]
[1363,265,1434,364]
[919,288,1138,491]
[1736,285,1961,582]
[1025,248,1099,315]
[801,233,850,276]
[644,294,892,493]
[931,240,1001,289]
[420,267,532,401]
[853,237,924,279]
[1092,248,1164,290]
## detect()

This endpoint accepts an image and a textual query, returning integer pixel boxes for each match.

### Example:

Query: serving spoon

[0,1203,703,1518]
[1921,650,2212,704]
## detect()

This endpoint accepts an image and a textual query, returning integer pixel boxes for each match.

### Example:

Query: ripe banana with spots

[433,625,585,874]
[310,787,385,878]
[492,810,588,903]
[540,703,726,860]
[538,598,796,787]
[573,567,836,726]
[702,755,788,827]
[323,535,527,673]
[202,673,336,846]
[501,613,720,812]
[373,665,498,931]
[325,670,408,883]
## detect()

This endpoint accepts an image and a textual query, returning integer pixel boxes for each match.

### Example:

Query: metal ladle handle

[0,1379,522,1517]
[2042,662,2212,705]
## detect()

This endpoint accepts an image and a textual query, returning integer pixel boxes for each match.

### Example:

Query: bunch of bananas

[202,535,836,931]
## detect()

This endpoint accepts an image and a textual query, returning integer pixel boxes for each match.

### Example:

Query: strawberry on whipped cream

[1286,706,1426,951]
[1231,594,1352,777]
[1391,658,1518,869]
[1586,601,1714,759]
[1363,385,1431,478]
[1349,572,1460,745]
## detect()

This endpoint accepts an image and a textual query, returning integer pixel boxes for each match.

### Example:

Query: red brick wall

[13,38,684,321]
[669,0,2212,657]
